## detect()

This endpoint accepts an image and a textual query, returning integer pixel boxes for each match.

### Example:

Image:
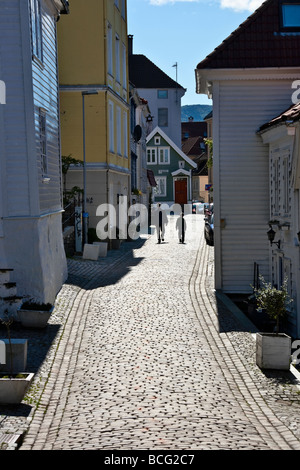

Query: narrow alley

[3,214,300,451]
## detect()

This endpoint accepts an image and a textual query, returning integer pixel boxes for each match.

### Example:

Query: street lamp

[267,227,281,249]
[82,90,98,248]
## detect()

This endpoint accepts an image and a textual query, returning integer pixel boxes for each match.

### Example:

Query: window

[281,2,300,29]
[158,147,170,165]
[158,108,168,127]
[147,147,157,165]
[115,35,120,83]
[283,155,290,214]
[158,90,168,99]
[154,137,160,145]
[109,101,114,152]
[117,106,122,155]
[107,23,113,75]
[31,0,43,61]
[121,0,126,19]
[39,109,48,178]
[122,43,127,90]
[123,111,128,157]
[155,177,167,197]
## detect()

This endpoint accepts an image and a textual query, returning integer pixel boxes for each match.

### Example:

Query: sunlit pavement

[17,214,300,450]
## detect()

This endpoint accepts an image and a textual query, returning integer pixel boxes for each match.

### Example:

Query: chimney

[128,35,133,56]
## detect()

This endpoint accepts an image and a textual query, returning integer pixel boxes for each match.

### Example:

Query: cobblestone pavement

[1,214,300,450]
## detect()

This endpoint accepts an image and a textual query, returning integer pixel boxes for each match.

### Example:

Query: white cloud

[220,0,264,12]
[149,0,264,10]
[149,0,198,5]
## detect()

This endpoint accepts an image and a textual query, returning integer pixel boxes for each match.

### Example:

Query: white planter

[256,332,291,370]
[0,339,28,373]
[18,306,53,328]
[93,242,107,257]
[0,372,34,404]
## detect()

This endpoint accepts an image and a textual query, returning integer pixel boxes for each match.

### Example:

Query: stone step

[0,283,17,298]
[0,269,13,284]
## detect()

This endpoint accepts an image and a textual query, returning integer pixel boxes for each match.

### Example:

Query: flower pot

[0,372,34,404]
[256,332,291,370]
[18,305,53,328]
[0,339,28,373]
[93,241,108,257]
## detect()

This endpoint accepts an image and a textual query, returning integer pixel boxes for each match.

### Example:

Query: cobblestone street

[1,214,300,451]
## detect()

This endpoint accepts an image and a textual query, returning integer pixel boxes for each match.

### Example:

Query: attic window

[281,2,300,29]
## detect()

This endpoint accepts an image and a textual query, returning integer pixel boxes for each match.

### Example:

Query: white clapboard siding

[217,79,295,293]
[0,1,31,217]
[32,2,62,214]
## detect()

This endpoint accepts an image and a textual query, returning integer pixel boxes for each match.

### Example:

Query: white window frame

[155,176,167,197]
[283,154,290,215]
[147,147,157,165]
[154,136,160,145]
[31,0,43,62]
[158,147,170,165]
[109,101,114,152]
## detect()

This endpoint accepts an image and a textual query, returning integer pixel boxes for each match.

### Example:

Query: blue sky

[127,0,264,106]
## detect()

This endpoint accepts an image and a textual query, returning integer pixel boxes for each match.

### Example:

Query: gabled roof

[197,0,300,69]
[259,101,300,131]
[129,54,185,90]
[147,126,197,168]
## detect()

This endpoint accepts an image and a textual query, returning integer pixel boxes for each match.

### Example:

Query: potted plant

[254,276,293,370]
[0,314,34,404]
[18,299,54,328]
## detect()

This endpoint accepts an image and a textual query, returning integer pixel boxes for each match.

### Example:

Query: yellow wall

[57,0,105,85]
[60,92,107,163]
[58,0,130,167]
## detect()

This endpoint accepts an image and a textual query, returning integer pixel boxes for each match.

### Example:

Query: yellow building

[57,0,130,233]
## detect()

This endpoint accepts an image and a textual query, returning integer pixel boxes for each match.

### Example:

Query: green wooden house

[146,127,197,206]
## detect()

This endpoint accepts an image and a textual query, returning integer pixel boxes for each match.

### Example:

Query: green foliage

[204,138,213,169]
[61,154,83,175]
[254,276,293,333]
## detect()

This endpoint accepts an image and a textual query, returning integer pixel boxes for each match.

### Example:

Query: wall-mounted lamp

[267,227,281,249]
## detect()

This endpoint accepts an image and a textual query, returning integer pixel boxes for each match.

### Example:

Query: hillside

[181,104,212,122]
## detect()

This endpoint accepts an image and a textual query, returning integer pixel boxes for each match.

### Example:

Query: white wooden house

[258,102,300,336]
[0,0,69,304]
[196,0,300,310]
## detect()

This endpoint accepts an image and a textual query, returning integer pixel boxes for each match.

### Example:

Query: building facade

[259,102,300,336]
[146,127,196,206]
[0,0,69,304]
[196,0,300,302]
[57,0,131,236]
[128,36,185,149]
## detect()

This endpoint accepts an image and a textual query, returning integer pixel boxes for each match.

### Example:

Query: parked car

[192,200,204,214]
[204,203,214,217]
[204,213,214,246]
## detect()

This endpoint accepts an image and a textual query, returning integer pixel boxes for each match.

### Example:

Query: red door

[175,179,187,206]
